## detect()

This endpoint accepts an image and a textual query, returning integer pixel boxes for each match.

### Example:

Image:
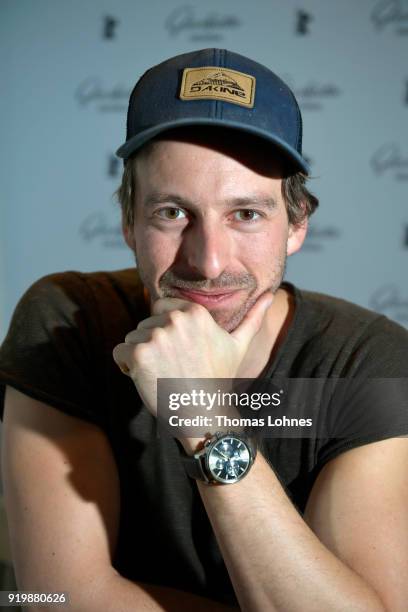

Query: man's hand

[112,291,273,417]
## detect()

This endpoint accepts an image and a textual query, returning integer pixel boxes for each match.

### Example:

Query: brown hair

[281,171,319,226]
[116,149,319,228]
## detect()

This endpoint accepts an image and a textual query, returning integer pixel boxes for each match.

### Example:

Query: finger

[151,297,192,316]
[125,300,199,343]
[112,343,134,375]
[125,309,185,342]
[125,327,155,344]
[231,290,274,348]
[131,314,169,335]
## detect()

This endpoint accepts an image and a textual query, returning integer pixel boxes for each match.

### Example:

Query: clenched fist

[112,291,274,418]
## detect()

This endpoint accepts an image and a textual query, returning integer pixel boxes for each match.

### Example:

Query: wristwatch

[181,431,256,485]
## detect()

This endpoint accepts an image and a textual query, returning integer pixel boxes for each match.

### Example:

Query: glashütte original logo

[75,77,131,112]
[302,224,341,251]
[282,75,340,111]
[369,285,408,326]
[165,6,240,41]
[371,0,408,35]
[180,67,255,107]
[79,212,125,248]
[370,143,408,180]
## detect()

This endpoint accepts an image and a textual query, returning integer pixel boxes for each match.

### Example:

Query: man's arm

[1,387,237,612]
[111,294,408,610]
[188,436,408,612]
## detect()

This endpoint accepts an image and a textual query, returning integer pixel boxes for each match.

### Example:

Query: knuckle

[151,327,166,343]
[152,299,166,316]
[168,309,183,325]
[132,342,148,361]
[125,330,137,343]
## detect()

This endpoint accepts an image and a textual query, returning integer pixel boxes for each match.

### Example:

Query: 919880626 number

[0,591,68,606]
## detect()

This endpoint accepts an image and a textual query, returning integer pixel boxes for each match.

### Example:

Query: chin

[208,304,253,333]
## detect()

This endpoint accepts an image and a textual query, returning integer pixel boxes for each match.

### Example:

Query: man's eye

[156,207,187,220]
[233,210,261,222]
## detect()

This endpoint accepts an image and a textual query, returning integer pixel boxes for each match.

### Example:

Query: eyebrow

[143,192,279,210]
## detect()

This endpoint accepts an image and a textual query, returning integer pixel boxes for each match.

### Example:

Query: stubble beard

[133,251,287,333]
[207,255,287,332]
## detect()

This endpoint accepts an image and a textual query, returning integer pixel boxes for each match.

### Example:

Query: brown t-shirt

[1,269,407,604]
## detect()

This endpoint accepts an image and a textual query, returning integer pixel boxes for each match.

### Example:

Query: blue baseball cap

[116,48,309,174]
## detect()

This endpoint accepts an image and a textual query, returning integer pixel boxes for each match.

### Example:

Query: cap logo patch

[180,66,255,108]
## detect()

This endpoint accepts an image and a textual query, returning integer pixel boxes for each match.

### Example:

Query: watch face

[207,436,251,484]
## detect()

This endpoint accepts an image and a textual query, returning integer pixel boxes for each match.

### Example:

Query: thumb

[231,290,274,348]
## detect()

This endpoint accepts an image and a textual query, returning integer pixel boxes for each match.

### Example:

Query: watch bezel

[203,432,254,484]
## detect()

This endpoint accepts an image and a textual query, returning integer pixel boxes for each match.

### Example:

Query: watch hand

[214,447,229,460]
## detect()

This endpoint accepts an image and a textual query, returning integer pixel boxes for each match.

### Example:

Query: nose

[181,218,232,280]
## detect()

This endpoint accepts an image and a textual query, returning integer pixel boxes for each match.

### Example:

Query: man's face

[123,131,306,332]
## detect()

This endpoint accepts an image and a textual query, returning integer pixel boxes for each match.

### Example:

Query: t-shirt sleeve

[0,272,107,429]
[316,315,408,467]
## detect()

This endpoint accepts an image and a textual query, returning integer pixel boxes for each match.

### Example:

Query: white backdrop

[1,0,408,339]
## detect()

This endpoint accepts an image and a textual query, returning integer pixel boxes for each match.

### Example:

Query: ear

[287,217,308,256]
[121,214,136,251]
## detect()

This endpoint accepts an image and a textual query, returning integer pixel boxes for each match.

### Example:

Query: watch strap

[180,453,209,482]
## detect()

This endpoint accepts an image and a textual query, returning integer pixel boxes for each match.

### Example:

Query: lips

[173,287,241,307]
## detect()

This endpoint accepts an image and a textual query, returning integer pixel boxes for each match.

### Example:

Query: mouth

[172,287,243,307]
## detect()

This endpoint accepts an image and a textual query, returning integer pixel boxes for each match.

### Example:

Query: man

[1,48,408,611]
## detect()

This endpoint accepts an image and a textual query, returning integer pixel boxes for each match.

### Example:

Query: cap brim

[116,118,310,175]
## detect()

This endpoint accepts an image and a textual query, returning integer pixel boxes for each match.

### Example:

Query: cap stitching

[216,48,226,120]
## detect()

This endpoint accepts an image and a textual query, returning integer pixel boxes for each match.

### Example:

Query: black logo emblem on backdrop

[371,0,408,35]
[282,75,341,111]
[371,143,408,180]
[165,6,240,40]
[75,77,130,112]
[103,15,119,39]
[302,153,314,168]
[302,224,341,251]
[369,285,408,325]
[108,155,120,178]
[296,10,313,35]
[404,225,408,248]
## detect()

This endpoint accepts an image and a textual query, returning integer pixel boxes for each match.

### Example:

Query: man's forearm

[196,453,386,612]
[62,570,239,612]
